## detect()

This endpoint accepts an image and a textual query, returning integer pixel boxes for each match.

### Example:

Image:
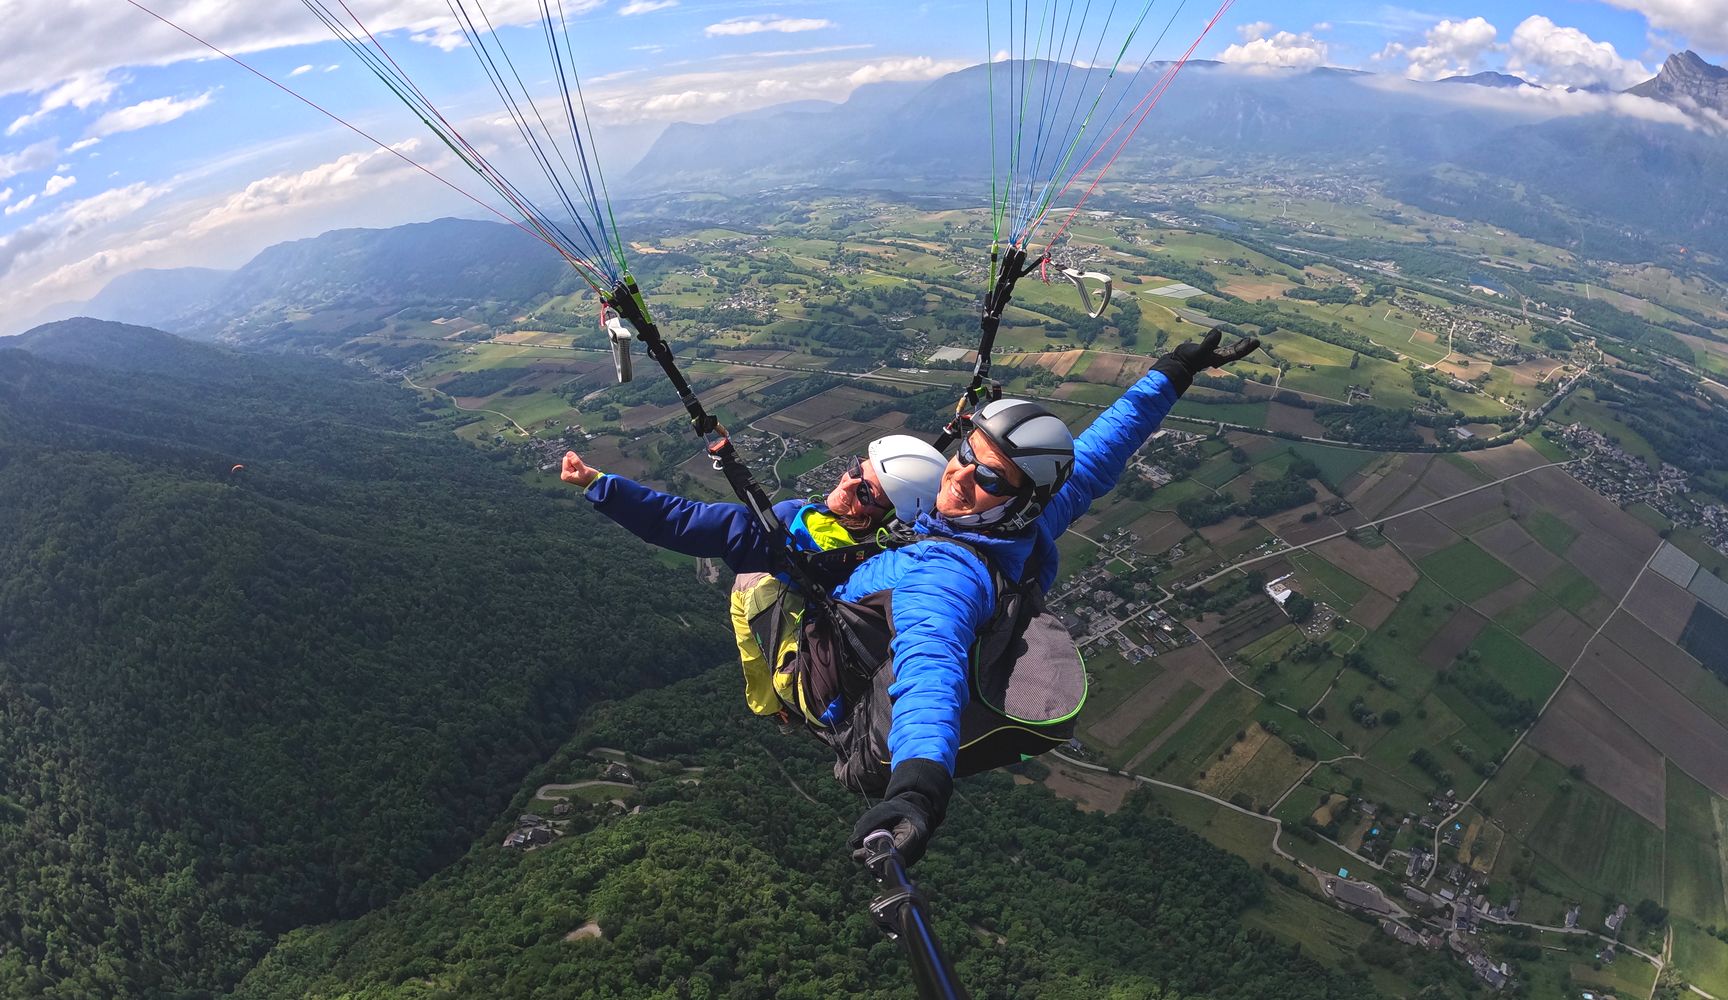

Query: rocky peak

[1626,50,1728,119]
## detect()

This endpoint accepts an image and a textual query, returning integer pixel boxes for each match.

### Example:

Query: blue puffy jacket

[583,475,813,575]
[836,367,1180,773]
[583,365,1180,772]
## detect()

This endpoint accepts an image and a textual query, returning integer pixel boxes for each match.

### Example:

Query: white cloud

[324,64,340,72]
[1602,0,1728,53]
[68,138,100,153]
[6,70,123,136]
[715,44,874,61]
[1507,16,1651,90]
[0,0,597,103]
[591,54,968,123]
[0,140,57,184]
[43,174,76,197]
[0,180,172,285]
[89,91,215,137]
[847,56,967,86]
[186,141,423,238]
[1361,71,1706,130]
[1217,25,1330,69]
[620,0,677,14]
[0,187,10,204]
[1376,16,1499,81]
[705,17,832,37]
[289,64,314,77]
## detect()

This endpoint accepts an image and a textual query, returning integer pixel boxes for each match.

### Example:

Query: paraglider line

[1039,0,1234,251]
[120,0,604,284]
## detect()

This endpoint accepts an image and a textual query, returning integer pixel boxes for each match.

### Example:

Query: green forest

[0,322,731,997]
[233,669,1384,1000]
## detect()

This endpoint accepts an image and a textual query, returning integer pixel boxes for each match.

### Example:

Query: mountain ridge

[1627,49,1728,120]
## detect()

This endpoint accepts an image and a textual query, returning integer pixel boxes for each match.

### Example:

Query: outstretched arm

[1039,331,1258,534]
[564,450,786,574]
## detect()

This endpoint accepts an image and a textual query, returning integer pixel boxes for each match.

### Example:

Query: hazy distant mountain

[622,57,1727,272]
[624,79,932,192]
[12,266,231,336]
[1628,50,1728,119]
[1438,71,1532,89]
[619,60,1560,194]
[170,217,578,342]
[12,317,245,375]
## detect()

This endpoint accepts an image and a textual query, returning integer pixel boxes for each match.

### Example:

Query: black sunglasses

[846,456,884,508]
[957,438,1020,497]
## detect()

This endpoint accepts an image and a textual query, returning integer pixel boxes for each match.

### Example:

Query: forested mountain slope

[235,668,1384,1000]
[0,322,731,997]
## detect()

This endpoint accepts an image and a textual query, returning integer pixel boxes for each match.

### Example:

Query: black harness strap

[934,246,1044,451]
[607,276,784,534]
[606,277,870,656]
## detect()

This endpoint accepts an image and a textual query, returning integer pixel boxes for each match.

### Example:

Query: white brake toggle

[1061,268,1113,319]
[606,315,634,384]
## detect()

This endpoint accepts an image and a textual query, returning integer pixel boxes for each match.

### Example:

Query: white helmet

[867,434,946,520]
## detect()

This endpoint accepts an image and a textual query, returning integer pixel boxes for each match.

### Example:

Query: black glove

[849,758,953,867]
[1151,329,1262,395]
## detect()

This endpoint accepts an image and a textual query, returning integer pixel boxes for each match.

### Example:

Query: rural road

[1049,751,1388,879]
[534,780,634,800]
[402,371,532,437]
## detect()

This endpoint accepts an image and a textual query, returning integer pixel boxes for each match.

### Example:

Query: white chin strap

[948,496,1036,531]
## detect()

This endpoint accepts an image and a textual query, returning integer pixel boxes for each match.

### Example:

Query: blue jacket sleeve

[583,475,796,575]
[880,543,997,774]
[1037,367,1180,536]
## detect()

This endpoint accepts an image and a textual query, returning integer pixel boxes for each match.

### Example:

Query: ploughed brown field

[1573,637,1728,799]
[1420,607,1489,669]
[1527,682,1667,827]
[1622,572,1698,643]
[1381,510,1458,560]
[1312,535,1418,596]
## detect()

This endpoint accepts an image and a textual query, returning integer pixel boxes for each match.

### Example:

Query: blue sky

[1,0,1724,326]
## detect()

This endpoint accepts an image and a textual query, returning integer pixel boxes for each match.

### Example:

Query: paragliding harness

[780,528,1087,795]
[611,270,1084,795]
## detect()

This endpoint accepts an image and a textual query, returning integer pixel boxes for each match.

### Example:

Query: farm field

[1481,747,1666,915]
[1665,764,1728,931]
[330,191,1728,996]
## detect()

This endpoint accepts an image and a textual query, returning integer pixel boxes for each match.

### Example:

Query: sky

[1,0,1725,328]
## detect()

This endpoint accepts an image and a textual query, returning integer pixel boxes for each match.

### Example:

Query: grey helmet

[956,398,1075,531]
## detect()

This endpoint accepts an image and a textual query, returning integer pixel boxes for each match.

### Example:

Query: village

[1315,788,1643,995]
[1556,421,1728,556]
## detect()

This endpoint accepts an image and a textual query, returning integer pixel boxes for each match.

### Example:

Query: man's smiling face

[935,430,1024,518]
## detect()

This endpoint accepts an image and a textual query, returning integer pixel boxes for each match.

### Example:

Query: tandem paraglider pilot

[562,331,1258,866]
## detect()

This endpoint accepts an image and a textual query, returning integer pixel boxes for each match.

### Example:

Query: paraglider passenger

[561,435,947,718]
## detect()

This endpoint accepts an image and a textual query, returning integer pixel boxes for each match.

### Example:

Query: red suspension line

[1034,0,1237,255]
